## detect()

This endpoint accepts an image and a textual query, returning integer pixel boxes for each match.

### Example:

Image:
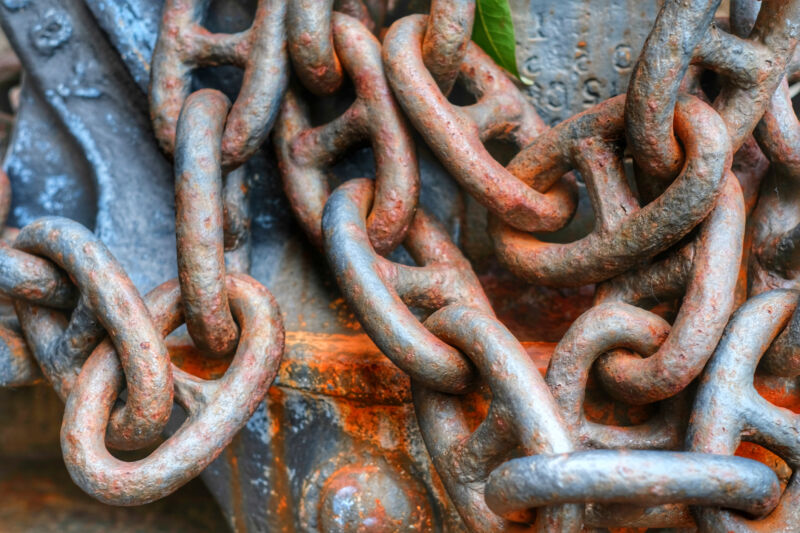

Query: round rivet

[318,463,432,532]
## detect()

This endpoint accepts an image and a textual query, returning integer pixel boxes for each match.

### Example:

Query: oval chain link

[150,0,288,170]
[384,14,577,234]
[62,274,284,505]
[276,13,419,255]
[592,175,745,404]
[688,290,800,530]
[490,94,730,286]
[625,0,800,187]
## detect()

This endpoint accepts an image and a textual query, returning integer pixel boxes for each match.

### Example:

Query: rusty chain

[0,0,289,505]
[3,0,800,531]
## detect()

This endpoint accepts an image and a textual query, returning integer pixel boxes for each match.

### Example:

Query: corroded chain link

[150,0,288,170]
[5,0,800,531]
[276,12,419,254]
[688,290,800,530]
[592,175,745,405]
[489,94,729,286]
[0,0,291,505]
[384,15,575,233]
[626,0,800,186]
[63,273,283,505]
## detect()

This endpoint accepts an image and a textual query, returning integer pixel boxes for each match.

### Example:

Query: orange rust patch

[736,441,792,490]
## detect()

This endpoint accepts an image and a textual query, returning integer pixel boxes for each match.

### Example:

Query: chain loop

[414,306,580,532]
[287,0,344,95]
[384,14,577,233]
[150,0,288,170]
[13,217,173,451]
[61,273,284,505]
[422,0,475,94]
[747,68,800,378]
[286,0,383,95]
[323,178,486,392]
[8,0,800,522]
[687,289,800,530]
[626,0,800,186]
[545,302,686,450]
[276,13,419,255]
[750,80,800,295]
[0,239,77,309]
[592,175,745,404]
[490,94,730,287]
[485,451,781,521]
[175,89,240,358]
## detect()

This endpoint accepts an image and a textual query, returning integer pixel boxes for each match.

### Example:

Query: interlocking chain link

[14,218,174,451]
[688,290,800,530]
[174,90,241,358]
[0,0,291,505]
[322,179,484,392]
[384,14,576,233]
[592,175,745,404]
[150,0,288,170]
[626,0,800,187]
[276,12,419,254]
[5,1,800,531]
[489,94,730,286]
[62,273,283,505]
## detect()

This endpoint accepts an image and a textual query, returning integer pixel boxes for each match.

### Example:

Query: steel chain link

[3,1,800,531]
[0,0,291,504]
[488,94,730,286]
[276,12,419,254]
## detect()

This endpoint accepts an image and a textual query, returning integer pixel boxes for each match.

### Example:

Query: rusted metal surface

[14,218,174,451]
[486,451,781,518]
[62,274,284,505]
[413,306,580,532]
[5,0,800,532]
[423,0,475,94]
[323,179,487,393]
[384,15,575,234]
[287,0,343,95]
[592,175,745,404]
[688,290,800,530]
[626,0,800,186]
[175,90,240,359]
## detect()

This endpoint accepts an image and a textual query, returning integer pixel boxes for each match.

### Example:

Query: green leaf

[472,0,528,83]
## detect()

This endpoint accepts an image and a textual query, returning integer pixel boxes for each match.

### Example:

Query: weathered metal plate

[511,0,661,125]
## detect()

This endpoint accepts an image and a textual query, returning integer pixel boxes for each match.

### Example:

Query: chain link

[174,90,241,358]
[277,13,419,255]
[0,0,291,504]
[62,273,284,505]
[592,175,745,404]
[626,0,800,189]
[149,0,288,170]
[384,14,576,233]
[491,94,730,286]
[688,290,800,530]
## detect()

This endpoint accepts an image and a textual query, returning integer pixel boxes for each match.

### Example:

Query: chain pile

[2,0,800,530]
